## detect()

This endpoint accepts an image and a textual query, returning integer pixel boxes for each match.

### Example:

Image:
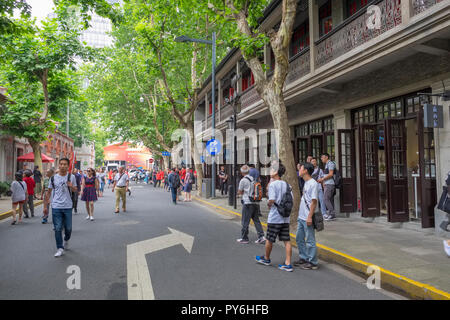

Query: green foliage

[0,0,31,34]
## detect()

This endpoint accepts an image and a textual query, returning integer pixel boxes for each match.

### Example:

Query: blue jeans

[318,186,327,216]
[296,219,318,265]
[100,181,105,192]
[170,186,177,203]
[52,208,72,249]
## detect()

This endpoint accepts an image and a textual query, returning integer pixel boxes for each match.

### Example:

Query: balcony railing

[286,48,310,85]
[220,103,234,122]
[240,86,260,110]
[412,0,446,15]
[315,0,402,69]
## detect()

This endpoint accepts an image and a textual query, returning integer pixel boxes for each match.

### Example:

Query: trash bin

[202,178,212,198]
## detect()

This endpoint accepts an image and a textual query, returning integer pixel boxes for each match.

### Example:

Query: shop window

[353,106,375,125]
[324,117,334,131]
[377,100,402,121]
[319,0,332,37]
[346,0,368,18]
[309,120,323,134]
[291,21,309,56]
[295,124,309,137]
[423,128,436,178]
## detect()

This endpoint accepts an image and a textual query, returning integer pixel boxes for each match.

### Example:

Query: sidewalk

[193,191,450,299]
[0,195,43,220]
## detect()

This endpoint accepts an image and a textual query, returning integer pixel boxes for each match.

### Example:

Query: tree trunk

[29,139,43,173]
[186,122,204,197]
[262,87,300,224]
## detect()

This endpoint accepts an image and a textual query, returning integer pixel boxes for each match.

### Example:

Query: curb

[0,200,44,221]
[193,196,450,300]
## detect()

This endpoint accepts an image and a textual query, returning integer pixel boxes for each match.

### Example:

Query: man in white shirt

[44,158,78,258]
[295,162,319,270]
[112,166,129,213]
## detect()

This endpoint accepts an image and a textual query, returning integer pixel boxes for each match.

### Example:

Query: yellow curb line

[193,196,450,300]
[0,201,44,221]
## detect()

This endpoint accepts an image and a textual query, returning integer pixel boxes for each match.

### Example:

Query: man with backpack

[318,153,337,221]
[294,162,320,270]
[168,168,181,204]
[43,158,78,258]
[236,165,265,244]
[256,161,293,272]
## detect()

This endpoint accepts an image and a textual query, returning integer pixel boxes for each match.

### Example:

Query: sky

[13,0,55,23]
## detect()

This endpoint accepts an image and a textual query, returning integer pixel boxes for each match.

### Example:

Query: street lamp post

[175,32,216,198]
[225,74,241,210]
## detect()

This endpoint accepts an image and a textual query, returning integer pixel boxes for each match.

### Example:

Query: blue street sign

[201,156,205,163]
[206,139,221,156]
[162,151,171,157]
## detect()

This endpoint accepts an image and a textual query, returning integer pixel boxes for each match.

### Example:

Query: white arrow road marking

[127,228,194,300]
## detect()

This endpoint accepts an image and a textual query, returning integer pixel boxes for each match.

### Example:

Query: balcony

[220,103,234,122]
[286,48,311,85]
[315,0,402,69]
[240,86,260,110]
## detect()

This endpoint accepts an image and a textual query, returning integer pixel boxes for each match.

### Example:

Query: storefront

[342,89,437,228]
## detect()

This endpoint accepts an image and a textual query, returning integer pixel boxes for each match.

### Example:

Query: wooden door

[385,119,409,222]
[338,129,357,212]
[324,132,335,161]
[418,108,436,228]
[358,125,380,217]
[310,135,323,160]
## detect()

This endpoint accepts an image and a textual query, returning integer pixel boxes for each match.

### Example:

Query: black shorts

[266,223,290,243]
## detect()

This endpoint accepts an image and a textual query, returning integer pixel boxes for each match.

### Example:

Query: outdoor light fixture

[175,32,217,198]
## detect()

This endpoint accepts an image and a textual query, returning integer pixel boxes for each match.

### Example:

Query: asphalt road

[0,184,402,300]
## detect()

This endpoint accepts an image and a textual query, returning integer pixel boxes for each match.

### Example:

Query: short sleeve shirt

[48,174,77,209]
[268,180,291,224]
[238,175,253,205]
[114,173,129,187]
[324,161,336,185]
[298,178,319,221]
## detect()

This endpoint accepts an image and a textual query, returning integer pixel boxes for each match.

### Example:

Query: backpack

[188,173,194,184]
[244,176,263,202]
[325,161,342,190]
[274,181,294,218]
[173,173,181,188]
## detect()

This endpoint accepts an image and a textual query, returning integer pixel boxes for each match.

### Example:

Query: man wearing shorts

[256,162,293,272]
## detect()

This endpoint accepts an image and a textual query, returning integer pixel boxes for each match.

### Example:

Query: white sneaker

[64,240,69,250]
[444,240,450,257]
[54,248,64,257]
[90,216,94,221]
[86,215,90,220]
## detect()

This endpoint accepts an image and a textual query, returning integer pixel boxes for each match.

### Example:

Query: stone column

[431,78,450,235]
[401,0,411,26]
[308,0,319,75]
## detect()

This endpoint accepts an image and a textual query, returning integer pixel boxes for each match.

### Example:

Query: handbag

[306,200,324,232]
[437,186,450,214]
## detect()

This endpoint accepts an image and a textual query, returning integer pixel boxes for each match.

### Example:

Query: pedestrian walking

[236,165,265,244]
[81,168,99,221]
[10,172,27,225]
[71,168,81,214]
[112,166,129,213]
[22,170,35,218]
[183,168,193,202]
[318,153,336,221]
[164,169,169,191]
[98,168,106,197]
[294,162,320,270]
[41,169,54,224]
[168,168,181,204]
[156,170,162,188]
[311,158,327,218]
[256,161,293,271]
[107,169,113,188]
[43,158,77,257]
[33,166,42,200]
[219,165,228,196]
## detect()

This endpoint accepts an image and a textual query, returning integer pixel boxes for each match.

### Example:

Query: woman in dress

[81,168,99,221]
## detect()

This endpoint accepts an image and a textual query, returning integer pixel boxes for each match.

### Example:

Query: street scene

[1,0,450,305]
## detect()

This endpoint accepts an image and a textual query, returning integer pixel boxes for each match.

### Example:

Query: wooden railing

[240,86,260,110]
[286,48,310,85]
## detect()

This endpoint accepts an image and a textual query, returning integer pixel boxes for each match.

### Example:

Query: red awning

[17,152,55,163]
